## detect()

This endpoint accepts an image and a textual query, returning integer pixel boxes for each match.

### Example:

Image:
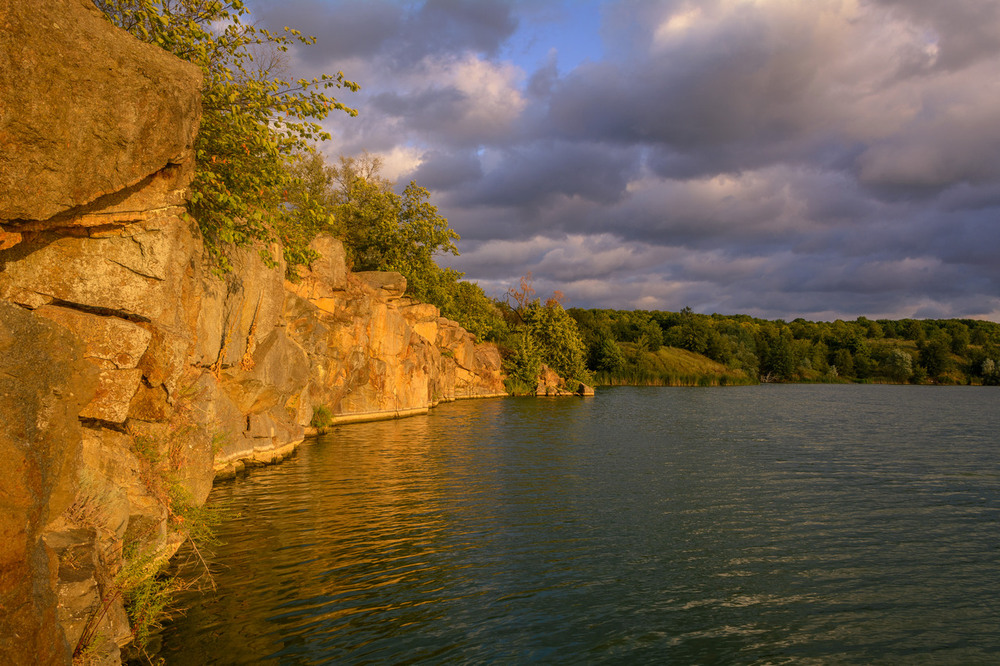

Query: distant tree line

[569,307,1000,386]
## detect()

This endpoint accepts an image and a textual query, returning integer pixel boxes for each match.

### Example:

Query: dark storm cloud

[408,0,518,59]
[456,142,641,207]
[538,0,1000,195]
[868,0,1000,72]
[371,88,469,133]
[545,8,831,156]
[405,150,483,191]
[252,0,516,65]
[244,0,1000,320]
[251,0,401,62]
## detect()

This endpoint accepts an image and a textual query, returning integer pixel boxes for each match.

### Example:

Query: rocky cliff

[0,1,503,663]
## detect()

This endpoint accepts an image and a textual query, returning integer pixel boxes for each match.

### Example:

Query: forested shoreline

[569,307,1000,387]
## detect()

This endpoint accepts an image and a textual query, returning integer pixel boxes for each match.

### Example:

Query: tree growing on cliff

[95,0,359,270]
[285,150,509,341]
[328,154,459,290]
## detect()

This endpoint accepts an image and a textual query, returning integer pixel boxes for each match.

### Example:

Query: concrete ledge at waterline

[304,394,513,435]
[212,396,514,481]
[305,406,431,435]
[457,391,509,400]
[213,439,303,480]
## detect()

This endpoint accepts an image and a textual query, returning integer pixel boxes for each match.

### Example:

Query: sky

[247,0,1000,321]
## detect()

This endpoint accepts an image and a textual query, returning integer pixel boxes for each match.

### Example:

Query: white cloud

[374,145,425,183]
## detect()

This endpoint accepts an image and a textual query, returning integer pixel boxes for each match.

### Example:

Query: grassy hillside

[593,343,753,387]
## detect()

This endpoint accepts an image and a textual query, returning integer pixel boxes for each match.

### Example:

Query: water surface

[156,385,1000,664]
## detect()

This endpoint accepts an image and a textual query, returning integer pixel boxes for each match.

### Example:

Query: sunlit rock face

[0,0,201,223]
[535,365,595,397]
[285,235,507,427]
[0,302,98,666]
[0,0,204,661]
[0,4,507,662]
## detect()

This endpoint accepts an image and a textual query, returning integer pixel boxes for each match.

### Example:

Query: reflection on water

[156,386,1000,664]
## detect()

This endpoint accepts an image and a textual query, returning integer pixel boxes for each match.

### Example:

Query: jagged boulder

[0,0,202,224]
[534,364,594,397]
[288,235,349,299]
[354,271,407,299]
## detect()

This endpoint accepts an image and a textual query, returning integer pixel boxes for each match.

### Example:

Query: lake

[153,385,1000,664]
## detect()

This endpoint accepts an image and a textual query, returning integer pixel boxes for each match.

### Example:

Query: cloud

[252,0,517,64]
[243,0,1000,321]
[868,0,1000,71]
[405,149,484,191]
[452,141,641,207]
[371,55,527,146]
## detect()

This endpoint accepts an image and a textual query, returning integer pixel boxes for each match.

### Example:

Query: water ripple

[156,386,1000,665]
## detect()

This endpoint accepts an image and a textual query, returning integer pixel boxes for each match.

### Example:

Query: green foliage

[884,348,914,383]
[492,275,591,393]
[439,280,508,342]
[591,333,626,374]
[115,425,222,657]
[570,307,1000,386]
[287,152,510,341]
[95,0,359,270]
[310,404,333,428]
[982,358,1000,385]
[919,333,952,379]
[317,154,460,293]
[73,531,182,662]
[118,539,179,653]
[519,300,588,382]
[210,430,230,455]
[166,481,222,546]
[501,330,542,395]
[591,344,753,387]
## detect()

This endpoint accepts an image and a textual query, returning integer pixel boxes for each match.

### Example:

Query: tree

[833,348,855,378]
[440,281,507,343]
[496,275,590,388]
[501,330,542,394]
[884,348,913,382]
[520,300,589,382]
[96,0,359,270]
[284,151,506,341]
[326,154,460,297]
[759,326,795,380]
[982,358,1000,386]
[919,333,952,379]
[590,333,626,374]
[948,322,970,354]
